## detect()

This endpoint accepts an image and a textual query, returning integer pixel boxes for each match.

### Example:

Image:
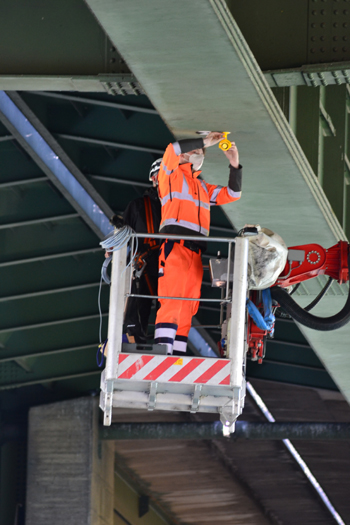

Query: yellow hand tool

[218,132,232,151]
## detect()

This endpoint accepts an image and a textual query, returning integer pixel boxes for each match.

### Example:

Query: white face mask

[188,153,204,171]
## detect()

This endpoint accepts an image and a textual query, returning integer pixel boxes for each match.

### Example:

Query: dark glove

[110,214,124,228]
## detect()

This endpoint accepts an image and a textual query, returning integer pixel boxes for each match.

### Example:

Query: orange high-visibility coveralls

[155,139,242,354]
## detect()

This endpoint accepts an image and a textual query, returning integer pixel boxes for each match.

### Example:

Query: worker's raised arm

[160,138,205,178]
[205,142,242,206]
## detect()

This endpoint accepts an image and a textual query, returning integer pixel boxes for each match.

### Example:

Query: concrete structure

[26,398,114,525]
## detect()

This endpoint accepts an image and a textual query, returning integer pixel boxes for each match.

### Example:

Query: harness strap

[144,195,157,247]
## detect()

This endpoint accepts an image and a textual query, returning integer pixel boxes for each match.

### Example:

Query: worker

[108,159,162,343]
[154,132,242,355]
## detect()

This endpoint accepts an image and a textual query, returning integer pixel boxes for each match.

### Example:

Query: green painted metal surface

[228,0,350,69]
[0,0,123,76]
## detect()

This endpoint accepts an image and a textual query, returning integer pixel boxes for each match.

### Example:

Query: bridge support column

[26,397,114,525]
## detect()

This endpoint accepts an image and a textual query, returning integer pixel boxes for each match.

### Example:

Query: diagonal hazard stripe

[118,355,154,379]
[194,360,229,384]
[143,356,179,381]
[118,354,128,364]
[219,375,230,385]
[168,358,205,382]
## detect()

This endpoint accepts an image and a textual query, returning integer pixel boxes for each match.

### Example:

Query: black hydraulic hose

[290,282,300,296]
[271,254,350,331]
[304,277,333,312]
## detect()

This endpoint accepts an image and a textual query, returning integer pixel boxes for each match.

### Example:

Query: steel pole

[105,244,128,381]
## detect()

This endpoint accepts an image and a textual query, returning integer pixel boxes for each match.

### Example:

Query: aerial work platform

[100,233,249,433]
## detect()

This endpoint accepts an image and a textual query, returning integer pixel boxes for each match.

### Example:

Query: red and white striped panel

[116,354,231,386]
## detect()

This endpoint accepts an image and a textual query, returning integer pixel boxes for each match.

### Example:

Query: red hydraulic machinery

[247,241,350,364]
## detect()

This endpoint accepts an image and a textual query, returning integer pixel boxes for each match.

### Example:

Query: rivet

[311,48,316,53]
[343,22,348,27]
[321,9,326,14]
[312,9,318,14]
[109,58,115,63]
[343,46,348,51]
[321,22,326,27]
[334,22,339,27]
[344,9,349,14]
[334,47,339,51]
[333,35,339,40]
[311,36,317,41]
[311,22,317,27]
[321,47,326,52]
[344,36,348,40]
[109,47,116,52]
[320,35,326,40]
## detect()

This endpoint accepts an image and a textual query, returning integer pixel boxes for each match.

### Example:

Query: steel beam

[0,134,14,142]
[322,85,348,224]
[89,174,151,188]
[265,63,350,88]
[0,213,79,230]
[289,86,321,176]
[30,92,156,114]
[0,312,107,335]
[0,281,103,303]
[247,359,337,391]
[0,247,100,268]
[0,91,114,238]
[100,421,350,441]
[56,133,164,155]
[0,177,47,188]
[0,370,100,391]
[0,343,97,364]
[0,75,144,94]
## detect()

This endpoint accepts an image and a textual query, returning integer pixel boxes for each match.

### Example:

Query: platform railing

[103,232,249,427]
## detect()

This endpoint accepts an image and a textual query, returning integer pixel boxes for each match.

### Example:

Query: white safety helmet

[149,158,162,186]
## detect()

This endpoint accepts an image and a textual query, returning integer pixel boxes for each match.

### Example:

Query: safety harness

[133,195,160,296]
